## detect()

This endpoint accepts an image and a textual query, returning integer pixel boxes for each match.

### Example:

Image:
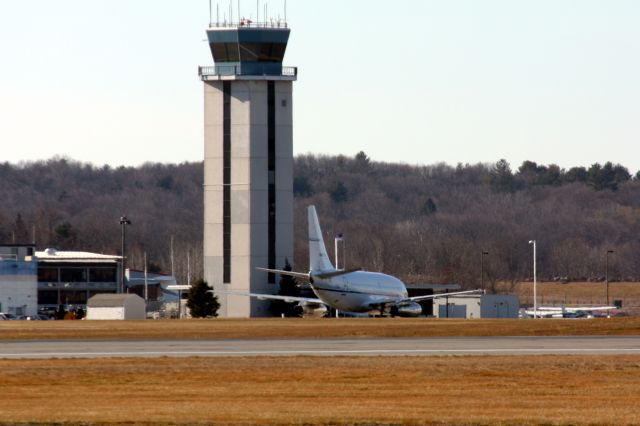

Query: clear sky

[1,0,638,172]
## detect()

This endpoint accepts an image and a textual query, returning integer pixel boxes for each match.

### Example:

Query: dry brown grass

[1,317,640,341]
[500,281,640,307]
[1,355,639,425]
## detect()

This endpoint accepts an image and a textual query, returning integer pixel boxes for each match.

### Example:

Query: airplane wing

[221,291,324,305]
[407,289,484,302]
[536,306,616,312]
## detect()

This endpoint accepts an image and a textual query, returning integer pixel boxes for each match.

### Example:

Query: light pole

[481,251,489,291]
[529,240,537,318]
[119,216,131,294]
[606,250,614,306]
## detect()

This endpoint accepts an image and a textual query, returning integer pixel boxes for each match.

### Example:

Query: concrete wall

[87,307,125,320]
[122,296,146,320]
[204,80,294,317]
[480,294,519,318]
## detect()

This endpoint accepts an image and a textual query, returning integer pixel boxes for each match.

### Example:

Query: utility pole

[119,216,131,294]
[606,250,614,306]
[529,240,537,318]
[144,252,148,303]
[481,251,489,291]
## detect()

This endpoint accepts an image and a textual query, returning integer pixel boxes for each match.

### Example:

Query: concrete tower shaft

[200,24,296,317]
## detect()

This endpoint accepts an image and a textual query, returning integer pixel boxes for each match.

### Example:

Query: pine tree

[269,258,302,317]
[13,213,29,243]
[186,279,220,318]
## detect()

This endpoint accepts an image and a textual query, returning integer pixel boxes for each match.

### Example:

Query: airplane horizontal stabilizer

[256,267,311,280]
[313,268,362,279]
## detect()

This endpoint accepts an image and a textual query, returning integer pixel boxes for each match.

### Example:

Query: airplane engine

[392,302,423,317]
[301,302,328,318]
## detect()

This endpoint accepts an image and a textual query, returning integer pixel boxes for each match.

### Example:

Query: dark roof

[87,294,143,307]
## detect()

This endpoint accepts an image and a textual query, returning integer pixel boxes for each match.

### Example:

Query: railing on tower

[208,20,288,29]
[199,65,297,78]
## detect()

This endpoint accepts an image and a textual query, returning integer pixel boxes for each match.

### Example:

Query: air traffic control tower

[199,20,296,317]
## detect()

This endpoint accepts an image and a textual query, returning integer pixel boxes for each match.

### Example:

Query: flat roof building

[36,248,122,309]
[0,244,37,317]
[434,294,520,319]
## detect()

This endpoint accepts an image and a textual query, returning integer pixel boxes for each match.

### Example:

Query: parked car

[0,313,18,320]
[16,314,50,320]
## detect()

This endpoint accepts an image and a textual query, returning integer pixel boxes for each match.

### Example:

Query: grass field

[2,318,640,425]
[1,317,640,340]
[1,355,639,425]
[503,281,640,308]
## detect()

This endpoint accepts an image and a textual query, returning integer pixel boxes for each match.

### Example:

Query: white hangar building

[434,294,520,319]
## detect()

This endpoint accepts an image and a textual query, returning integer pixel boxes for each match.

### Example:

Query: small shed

[434,294,520,319]
[86,294,146,320]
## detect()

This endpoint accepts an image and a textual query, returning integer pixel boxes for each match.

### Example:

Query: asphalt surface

[1,336,640,358]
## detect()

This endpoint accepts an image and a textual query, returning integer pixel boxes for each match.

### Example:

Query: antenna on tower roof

[209,0,212,27]
[284,0,287,23]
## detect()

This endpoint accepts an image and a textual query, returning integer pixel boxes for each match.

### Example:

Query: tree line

[0,157,202,285]
[1,155,639,290]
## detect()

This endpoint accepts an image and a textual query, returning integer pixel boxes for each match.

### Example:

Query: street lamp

[480,251,489,291]
[606,250,615,306]
[529,240,537,319]
[119,216,132,294]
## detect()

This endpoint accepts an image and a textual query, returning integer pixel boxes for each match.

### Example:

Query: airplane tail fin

[308,205,335,273]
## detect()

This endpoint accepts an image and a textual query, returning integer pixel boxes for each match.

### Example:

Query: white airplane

[524,305,617,318]
[225,205,481,317]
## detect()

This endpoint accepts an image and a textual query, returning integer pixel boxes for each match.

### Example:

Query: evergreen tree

[354,151,371,171]
[293,176,313,197]
[488,159,514,192]
[269,258,302,317]
[564,166,588,183]
[329,181,348,203]
[588,162,619,191]
[53,221,77,249]
[186,279,220,318]
[13,213,29,243]
[421,198,437,216]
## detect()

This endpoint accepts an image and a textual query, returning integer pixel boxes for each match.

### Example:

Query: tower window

[267,81,276,284]
[223,81,232,284]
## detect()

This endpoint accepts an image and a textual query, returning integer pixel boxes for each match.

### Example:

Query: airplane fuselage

[310,271,407,313]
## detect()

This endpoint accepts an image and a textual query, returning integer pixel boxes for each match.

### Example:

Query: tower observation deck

[199,22,297,80]
[200,20,297,317]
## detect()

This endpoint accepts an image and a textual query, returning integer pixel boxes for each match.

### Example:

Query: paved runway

[1,336,640,358]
